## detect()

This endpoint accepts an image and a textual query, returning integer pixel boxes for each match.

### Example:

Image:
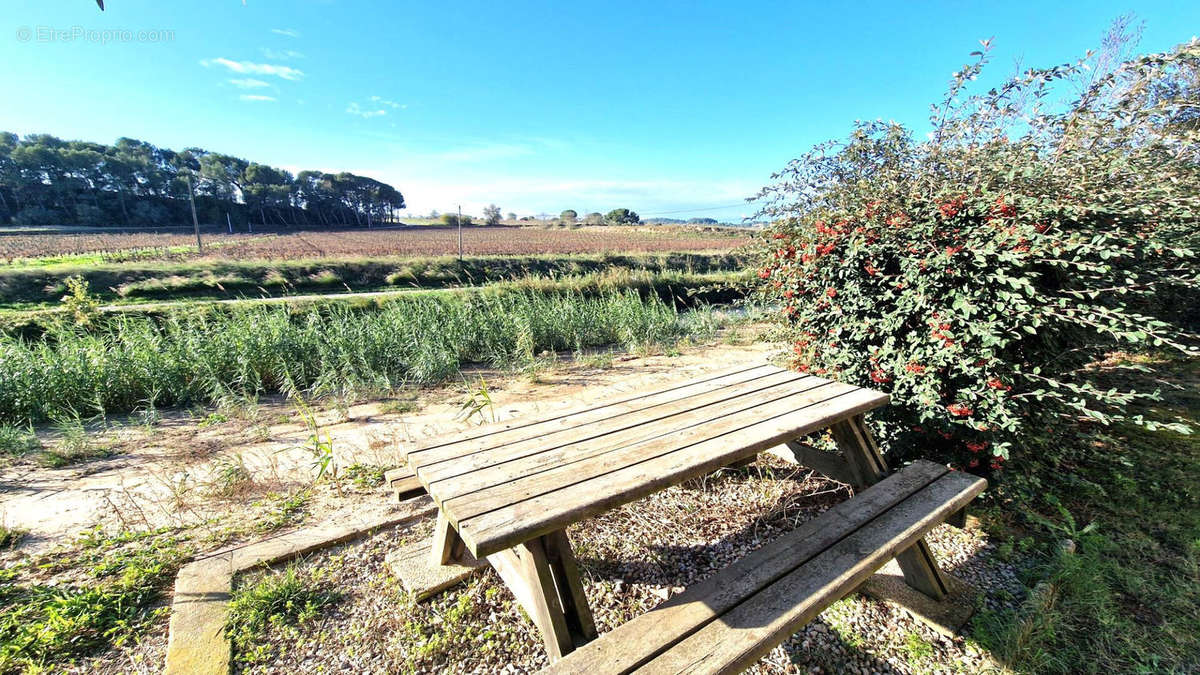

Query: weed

[38,414,112,467]
[59,275,100,326]
[520,356,556,383]
[1025,494,1099,543]
[307,269,342,286]
[215,391,262,422]
[135,400,162,429]
[344,463,386,490]
[1,286,727,426]
[0,527,191,671]
[513,317,536,366]
[577,349,614,369]
[292,398,338,488]
[0,524,26,549]
[900,630,934,666]
[198,412,229,428]
[632,340,659,359]
[820,599,866,652]
[255,490,311,532]
[380,397,419,415]
[160,470,196,512]
[0,425,40,459]
[227,561,339,668]
[398,578,493,669]
[721,326,748,345]
[209,453,254,497]
[457,377,496,426]
[247,422,272,442]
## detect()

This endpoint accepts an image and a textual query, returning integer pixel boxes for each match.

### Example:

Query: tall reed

[0,288,708,424]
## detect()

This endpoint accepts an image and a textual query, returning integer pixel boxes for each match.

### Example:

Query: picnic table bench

[399,362,986,670]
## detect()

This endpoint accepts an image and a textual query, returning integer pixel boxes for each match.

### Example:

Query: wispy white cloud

[271,28,300,38]
[229,78,271,89]
[201,57,304,81]
[369,95,406,110]
[346,97,407,119]
[346,102,388,118]
[239,94,277,102]
[260,47,305,60]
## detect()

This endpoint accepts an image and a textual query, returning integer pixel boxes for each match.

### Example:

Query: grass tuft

[226,561,339,668]
[0,525,26,550]
[0,528,191,671]
[0,425,41,460]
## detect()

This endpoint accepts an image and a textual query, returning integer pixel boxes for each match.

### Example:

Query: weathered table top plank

[455,384,887,556]
[441,379,856,517]
[406,363,781,469]
[422,369,818,497]
[409,364,889,558]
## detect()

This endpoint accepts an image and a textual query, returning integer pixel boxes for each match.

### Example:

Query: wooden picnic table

[402,362,953,662]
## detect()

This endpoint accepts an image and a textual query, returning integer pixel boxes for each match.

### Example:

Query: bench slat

[643,469,985,674]
[406,363,779,467]
[424,371,823,500]
[455,385,889,557]
[546,460,952,675]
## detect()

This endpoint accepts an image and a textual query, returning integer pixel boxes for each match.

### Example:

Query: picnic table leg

[388,512,486,602]
[487,530,597,661]
[430,511,468,567]
[830,414,951,601]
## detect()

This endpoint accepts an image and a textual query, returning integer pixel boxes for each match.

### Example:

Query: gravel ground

[230,456,1028,674]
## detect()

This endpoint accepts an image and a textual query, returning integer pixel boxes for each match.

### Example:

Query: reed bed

[0,288,720,425]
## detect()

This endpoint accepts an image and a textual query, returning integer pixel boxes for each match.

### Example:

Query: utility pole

[185,173,202,253]
[457,204,463,263]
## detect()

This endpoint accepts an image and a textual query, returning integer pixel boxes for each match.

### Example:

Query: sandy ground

[0,340,777,553]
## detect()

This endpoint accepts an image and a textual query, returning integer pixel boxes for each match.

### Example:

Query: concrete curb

[163,497,437,675]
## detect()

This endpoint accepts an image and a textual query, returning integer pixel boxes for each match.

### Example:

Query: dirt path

[0,341,777,553]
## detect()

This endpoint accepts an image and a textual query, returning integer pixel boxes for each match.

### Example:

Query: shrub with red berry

[752,39,1198,476]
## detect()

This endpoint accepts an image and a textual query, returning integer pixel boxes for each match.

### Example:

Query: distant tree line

[643,217,722,225]
[541,209,730,226]
[0,132,405,228]
[513,209,641,226]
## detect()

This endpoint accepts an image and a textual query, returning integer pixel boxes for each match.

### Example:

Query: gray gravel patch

[228,457,1028,673]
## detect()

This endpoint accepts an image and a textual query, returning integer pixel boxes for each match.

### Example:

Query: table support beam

[487,530,597,662]
[830,414,950,601]
[767,440,861,485]
[430,511,467,567]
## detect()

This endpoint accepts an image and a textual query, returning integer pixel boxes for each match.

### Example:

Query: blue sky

[3,1,1198,220]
